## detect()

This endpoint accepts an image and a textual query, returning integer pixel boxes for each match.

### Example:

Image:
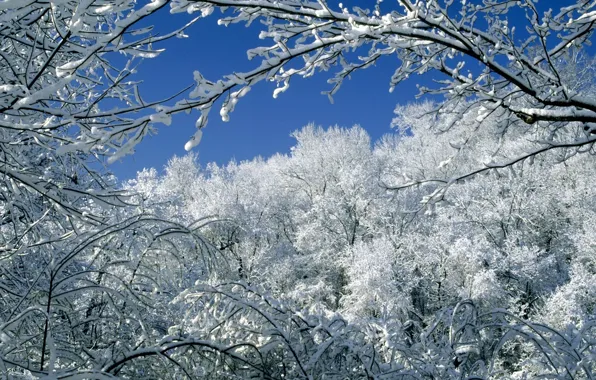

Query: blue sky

[109,0,575,180]
[110,2,427,180]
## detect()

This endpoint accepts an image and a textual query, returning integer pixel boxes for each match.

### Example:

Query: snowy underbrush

[109,282,596,379]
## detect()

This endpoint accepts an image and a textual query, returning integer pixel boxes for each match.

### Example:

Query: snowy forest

[2,0,596,379]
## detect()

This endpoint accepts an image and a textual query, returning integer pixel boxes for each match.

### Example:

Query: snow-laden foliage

[169,0,596,177]
[0,1,215,378]
[125,115,596,378]
[0,0,211,237]
[2,0,596,378]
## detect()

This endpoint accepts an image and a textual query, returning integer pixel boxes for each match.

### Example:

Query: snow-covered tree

[123,113,596,376]
[0,2,213,377]
[0,0,201,224]
[170,0,596,185]
[3,0,596,378]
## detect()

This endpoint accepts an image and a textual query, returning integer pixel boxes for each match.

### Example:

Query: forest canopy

[0,0,595,379]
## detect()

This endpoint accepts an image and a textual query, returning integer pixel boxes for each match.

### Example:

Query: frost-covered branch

[0,0,198,227]
[169,0,596,148]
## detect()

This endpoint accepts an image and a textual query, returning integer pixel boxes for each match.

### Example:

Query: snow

[273,79,290,98]
[122,48,164,58]
[149,111,172,126]
[56,59,85,78]
[4,0,596,377]
[185,129,203,151]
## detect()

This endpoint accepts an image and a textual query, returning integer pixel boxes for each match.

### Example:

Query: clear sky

[109,0,575,180]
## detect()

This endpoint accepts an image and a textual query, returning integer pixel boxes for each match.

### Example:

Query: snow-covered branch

[170,0,596,145]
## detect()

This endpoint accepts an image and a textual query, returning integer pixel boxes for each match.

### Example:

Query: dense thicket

[124,102,596,378]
